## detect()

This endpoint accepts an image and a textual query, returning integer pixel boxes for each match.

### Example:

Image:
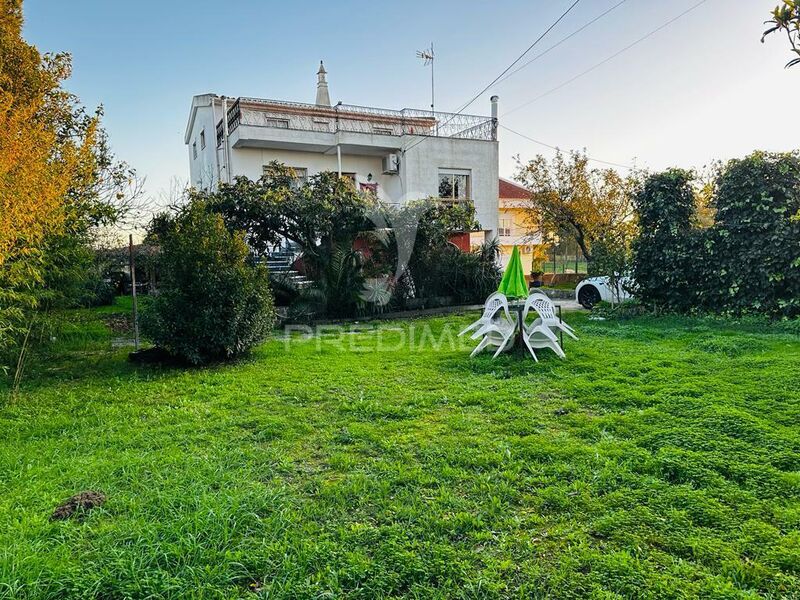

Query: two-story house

[498,178,543,270]
[184,62,499,240]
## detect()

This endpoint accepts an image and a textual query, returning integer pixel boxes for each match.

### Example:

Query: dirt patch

[50,491,106,521]
[103,314,132,334]
[128,346,189,366]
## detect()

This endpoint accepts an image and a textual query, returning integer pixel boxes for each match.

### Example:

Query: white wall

[227,148,402,205]
[402,136,499,237]
[186,95,499,237]
[186,96,223,190]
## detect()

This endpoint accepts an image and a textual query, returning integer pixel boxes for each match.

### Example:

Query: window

[312,119,330,131]
[200,129,206,150]
[499,218,512,237]
[264,165,308,187]
[264,117,290,129]
[340,172,356,183]
[192,141,197,159]
[373,126,393,135]
[438,169,470,201]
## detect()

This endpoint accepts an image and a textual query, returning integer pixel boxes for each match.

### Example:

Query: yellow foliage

[0,1,95,282]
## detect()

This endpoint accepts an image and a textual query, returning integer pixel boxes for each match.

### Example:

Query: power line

[451,0,583,116]
[502,0,709,118]
[501,124,635,170]
[403,0,583,154]
[494,0,629,88]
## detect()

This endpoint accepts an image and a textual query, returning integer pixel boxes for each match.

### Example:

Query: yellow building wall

[498,205,538,271]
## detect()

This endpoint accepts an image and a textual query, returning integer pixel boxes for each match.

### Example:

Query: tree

[204,163,380,316]
[706,151,800,316]
[1,0,140,378]
[762,1,800,68]
[0,0,96,361]
[514,150,638,263]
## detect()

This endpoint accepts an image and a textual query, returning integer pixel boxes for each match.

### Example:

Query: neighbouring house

[498,178,541,270]
[184,62,500,241]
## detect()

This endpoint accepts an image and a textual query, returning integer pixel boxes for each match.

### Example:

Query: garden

[3,6,800,596]
[0,300,798,598]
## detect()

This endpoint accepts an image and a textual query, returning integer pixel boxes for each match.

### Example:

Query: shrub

[632,169,699,312]
[141,201,276,364]
[703,152,800,317]
[632,153,800,318]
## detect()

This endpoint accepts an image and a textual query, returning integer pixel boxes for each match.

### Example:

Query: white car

[575,276,634,309]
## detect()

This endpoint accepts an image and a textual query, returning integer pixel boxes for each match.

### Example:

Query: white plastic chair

[458,292,511,337]
[520,295,567,361]
[469,316,517,358]
[525,293,578,341]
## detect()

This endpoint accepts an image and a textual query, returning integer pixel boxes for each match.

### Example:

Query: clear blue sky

[23,0,800,205]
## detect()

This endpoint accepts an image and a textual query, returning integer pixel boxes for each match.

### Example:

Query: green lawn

[1,300,799,599]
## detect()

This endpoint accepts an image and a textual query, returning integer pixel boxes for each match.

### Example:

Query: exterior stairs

[264,251,314,290]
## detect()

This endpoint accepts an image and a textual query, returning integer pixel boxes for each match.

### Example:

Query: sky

[23,0,800,208]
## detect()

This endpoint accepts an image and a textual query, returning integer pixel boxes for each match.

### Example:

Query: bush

[632,152,800,318]
[703,152,800,317]
[632,169,699,312]
[141,201,276,365]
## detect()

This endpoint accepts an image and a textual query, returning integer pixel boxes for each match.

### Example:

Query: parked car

[575,276,634,309]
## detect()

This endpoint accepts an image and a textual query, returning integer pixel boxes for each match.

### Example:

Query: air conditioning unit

[382,153,399,174]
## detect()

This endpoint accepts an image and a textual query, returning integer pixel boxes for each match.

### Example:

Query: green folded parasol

[497,245,530,299]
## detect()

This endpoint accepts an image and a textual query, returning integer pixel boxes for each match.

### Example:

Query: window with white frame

[438,169,470,201]
[499,217,512,237]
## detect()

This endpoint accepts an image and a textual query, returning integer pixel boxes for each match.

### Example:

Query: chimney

[490,95,499,140]
[316,61,331,107]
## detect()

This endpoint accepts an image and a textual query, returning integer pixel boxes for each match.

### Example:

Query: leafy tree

[205,163,377,264]
[763,0,800,67]
[204,163,379,316]
[141,200,276,364]
[514,150,638,263]
[0,0,95,363]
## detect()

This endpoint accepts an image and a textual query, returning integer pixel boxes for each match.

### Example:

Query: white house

[184,62,500,239]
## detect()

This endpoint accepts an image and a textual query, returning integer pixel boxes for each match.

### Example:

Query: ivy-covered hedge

[631,169,698,311]
[633,152,800,318]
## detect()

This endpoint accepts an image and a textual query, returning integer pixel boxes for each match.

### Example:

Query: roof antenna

[416,43,436,130]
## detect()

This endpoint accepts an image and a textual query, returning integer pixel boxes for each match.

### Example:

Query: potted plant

[530,244,548,287]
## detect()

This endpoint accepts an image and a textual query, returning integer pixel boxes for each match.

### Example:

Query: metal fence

[219,97,496,144]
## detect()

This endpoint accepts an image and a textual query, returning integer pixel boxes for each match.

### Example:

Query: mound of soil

[50,491,106,521]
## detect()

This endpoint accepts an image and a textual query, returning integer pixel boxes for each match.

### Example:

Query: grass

[0,298,799,598]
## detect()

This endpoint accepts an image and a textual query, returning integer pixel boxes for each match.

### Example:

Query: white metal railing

[218,97,496,146]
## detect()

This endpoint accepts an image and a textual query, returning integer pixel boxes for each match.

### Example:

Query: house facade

[498,178,542,270]
[184,63,500,240]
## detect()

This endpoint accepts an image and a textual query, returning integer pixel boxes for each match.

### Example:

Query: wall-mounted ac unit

[382,154,399,174]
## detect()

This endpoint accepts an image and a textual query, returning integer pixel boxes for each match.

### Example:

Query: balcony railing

[216,97,496,146]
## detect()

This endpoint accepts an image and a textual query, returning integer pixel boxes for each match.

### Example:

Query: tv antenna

[416,43,435,119]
